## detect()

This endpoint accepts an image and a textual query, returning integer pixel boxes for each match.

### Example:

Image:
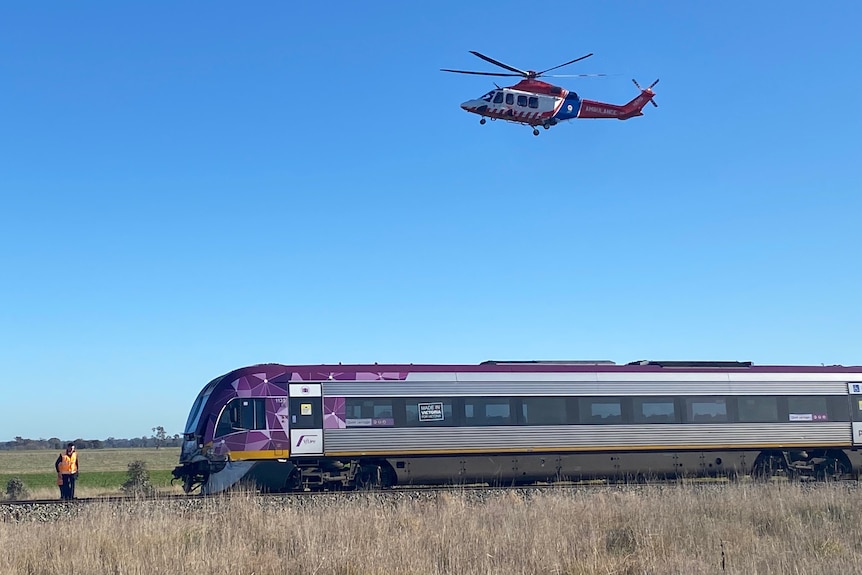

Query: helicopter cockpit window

[517,95,528,107]
[481,91,494,102]
[493,92,505,104]
[505,93,514,105]
[528,96,539,109]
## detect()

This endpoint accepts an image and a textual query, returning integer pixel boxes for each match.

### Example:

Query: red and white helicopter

[442,51,658,135]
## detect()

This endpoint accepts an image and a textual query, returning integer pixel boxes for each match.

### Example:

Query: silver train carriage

[171,360,862,494]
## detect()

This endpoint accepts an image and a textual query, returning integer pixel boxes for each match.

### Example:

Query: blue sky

[2,1,860,441]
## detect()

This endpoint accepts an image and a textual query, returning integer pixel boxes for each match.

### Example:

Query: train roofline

[224,361,862,378]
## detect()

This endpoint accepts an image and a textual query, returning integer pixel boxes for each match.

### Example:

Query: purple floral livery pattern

[201,365,411,453]
[204,367,290,455]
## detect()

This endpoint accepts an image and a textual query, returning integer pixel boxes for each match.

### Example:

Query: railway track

[4,478,858,524]
[0,480,690,508]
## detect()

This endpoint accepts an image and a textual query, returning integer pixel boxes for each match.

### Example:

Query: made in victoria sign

[418,402,444,422]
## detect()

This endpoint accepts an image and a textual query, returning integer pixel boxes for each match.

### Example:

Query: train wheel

[356,464,382,489]
[814,451,852,481]
[751,453,790,481]
[284,469,302,492]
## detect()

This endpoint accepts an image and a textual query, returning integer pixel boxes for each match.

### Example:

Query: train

[171,360,862,494]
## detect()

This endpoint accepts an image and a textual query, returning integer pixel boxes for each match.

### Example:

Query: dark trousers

[59,474,76,500]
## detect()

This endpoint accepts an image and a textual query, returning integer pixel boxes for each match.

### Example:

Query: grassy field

[0,448,181,498]
[3,483,862,574]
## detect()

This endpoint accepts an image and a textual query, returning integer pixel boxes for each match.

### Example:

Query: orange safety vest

[58,452,78,474]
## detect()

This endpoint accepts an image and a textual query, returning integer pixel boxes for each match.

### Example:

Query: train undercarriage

[750,449,853,482]
[172,447,859,495]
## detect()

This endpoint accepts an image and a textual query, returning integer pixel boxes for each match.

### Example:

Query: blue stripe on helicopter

[552,93,582,121]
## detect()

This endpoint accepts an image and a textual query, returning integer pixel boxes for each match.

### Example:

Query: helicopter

[442,51,659,135]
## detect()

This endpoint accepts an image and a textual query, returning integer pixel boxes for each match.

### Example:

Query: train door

[288,384,324,456]
[849,383,862,445]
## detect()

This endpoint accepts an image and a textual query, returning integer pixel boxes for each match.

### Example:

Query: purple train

[172,360,862,493]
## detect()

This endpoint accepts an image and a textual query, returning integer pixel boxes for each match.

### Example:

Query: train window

[828,396,850,421]
[215,398,266,437]
[633,397,677,424]
[685,397,728,423]
[493,92,505,104]
[528,96,539,109]
[787,396,830,422]
[737,396,779,422]
[465,398,513,426]
[215,404,233,437]
[580,398,622,424]
[344,398,395,427]
[522,397,567,425]
[565,398,581,424]
[406,398,455,427]
[506,93,514,105]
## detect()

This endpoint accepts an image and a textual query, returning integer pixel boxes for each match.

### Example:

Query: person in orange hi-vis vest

[55,443,78,500]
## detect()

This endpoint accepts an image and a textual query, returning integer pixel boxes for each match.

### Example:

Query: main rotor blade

[469,51,529,76]
[538,53,593,75]
[440,69,524,77]
[545,73,608,78]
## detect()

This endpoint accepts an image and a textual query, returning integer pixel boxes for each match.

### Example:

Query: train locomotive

[172,360,862,494]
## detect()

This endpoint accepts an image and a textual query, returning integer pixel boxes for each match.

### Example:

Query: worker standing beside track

[55,443,78,500]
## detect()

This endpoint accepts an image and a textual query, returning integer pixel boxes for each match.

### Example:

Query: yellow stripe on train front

[227,449,289,461]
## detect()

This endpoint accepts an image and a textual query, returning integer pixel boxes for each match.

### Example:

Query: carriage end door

[849,383,862,445]
[288,384,324,456]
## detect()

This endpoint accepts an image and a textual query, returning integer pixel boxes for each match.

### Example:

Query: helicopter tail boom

[577,78,659,120]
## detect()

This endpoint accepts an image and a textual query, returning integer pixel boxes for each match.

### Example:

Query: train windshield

[183,378,220,434]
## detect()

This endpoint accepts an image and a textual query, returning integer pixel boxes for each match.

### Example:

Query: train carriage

[172,360,862,494]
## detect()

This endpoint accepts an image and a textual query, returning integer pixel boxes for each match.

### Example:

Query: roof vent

[481,360,616,366]
[627,360,753,368]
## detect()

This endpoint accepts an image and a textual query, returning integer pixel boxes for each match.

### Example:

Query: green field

[0,447,180,474]
[0,448,181,497]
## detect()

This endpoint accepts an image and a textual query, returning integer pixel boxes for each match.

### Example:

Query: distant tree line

[0,433,183,451]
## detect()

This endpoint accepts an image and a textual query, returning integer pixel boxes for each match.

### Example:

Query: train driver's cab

[214,398,267,437]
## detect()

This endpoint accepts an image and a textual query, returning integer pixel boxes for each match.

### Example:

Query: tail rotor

[632,78,659,107]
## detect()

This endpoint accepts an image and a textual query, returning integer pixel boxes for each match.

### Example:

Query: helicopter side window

[506,93,514,105]
[528,96,539,109]
[493,92,505,104]
[481,91,494,102]
[517,95,528,107]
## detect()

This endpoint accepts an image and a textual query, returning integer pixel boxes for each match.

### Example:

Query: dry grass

[3,482,861,574]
